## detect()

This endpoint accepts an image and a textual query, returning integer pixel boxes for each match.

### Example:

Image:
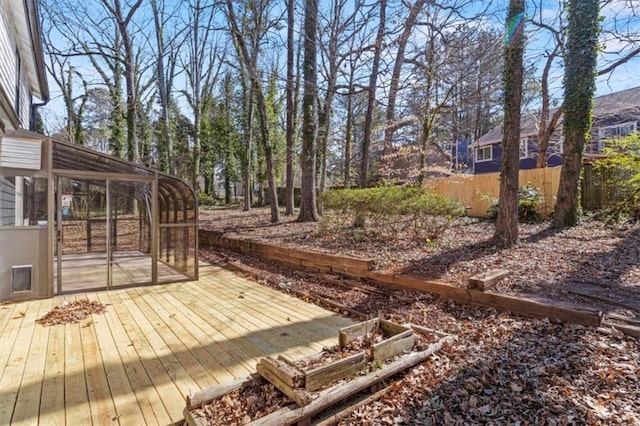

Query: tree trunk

[383,0,426,153]
[285,0,296,215]
[151,0,173,174]
[297,0,320,222]
[107,0,143,162]
[536,46,561,168]
[553,0,600,227]
[359,0,386,189]
[344,82,353,188]
[226,0,279,223]
[242,80,254,212]
[493,0,525,248]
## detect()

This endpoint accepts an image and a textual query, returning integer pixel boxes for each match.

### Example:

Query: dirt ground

[197,206,640,425]
[200,206,640,318]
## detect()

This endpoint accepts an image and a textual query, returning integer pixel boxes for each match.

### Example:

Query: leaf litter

[36,298,106,326]
[197,207,640,424]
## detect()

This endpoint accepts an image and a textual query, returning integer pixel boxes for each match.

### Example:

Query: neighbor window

[598,121,637,139]
[476,146,492,162]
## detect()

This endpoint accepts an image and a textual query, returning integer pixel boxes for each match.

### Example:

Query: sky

[38,0,640,135]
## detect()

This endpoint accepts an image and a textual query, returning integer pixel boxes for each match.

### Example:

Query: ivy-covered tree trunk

[298,0,320,222]
[284,0,296,216]
[493,0,525,248]
[553,0,600,227]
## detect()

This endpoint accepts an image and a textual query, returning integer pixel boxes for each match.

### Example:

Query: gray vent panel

[12,265,32,292]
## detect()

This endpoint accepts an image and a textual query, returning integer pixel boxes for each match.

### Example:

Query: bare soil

[200,206,640,317]
[197,206,640,425]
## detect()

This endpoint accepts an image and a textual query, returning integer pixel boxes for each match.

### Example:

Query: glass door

[56,177,108,293]
[109,180,153,287]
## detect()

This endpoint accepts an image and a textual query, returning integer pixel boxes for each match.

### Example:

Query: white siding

[0,3,17,110]
[0,176,15,226]
[18,77,29,127]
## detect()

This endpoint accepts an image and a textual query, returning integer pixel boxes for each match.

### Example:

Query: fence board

[425,167,562,218]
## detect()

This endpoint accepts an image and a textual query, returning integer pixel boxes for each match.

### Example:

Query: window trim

[598,121,637,139]
[475,145,492,162]
[520,138,529,159]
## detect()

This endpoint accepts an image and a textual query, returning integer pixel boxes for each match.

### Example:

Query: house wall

[0,2,17,110]
[474,138,564,174]
[474,144,502,174]
[18,77,30,128]
[0,176,15,225]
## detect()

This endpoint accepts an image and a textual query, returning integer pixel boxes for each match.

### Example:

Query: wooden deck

[55,252,191,293]
[0,265,353,425]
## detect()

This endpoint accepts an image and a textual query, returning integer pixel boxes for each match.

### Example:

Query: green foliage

[198,192,217,206]
[592,133,640,223]
[319,186,465,242]
[487,183,543,222]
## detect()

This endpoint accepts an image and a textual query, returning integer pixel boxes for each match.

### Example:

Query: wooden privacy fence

[425,167,562,218]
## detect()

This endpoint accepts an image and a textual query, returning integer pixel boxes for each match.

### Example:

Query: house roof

[476,86,640,147]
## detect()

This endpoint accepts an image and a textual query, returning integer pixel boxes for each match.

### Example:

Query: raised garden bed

[185,322,454,426]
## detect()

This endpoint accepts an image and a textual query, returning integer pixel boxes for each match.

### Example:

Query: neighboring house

[471,86,640,174]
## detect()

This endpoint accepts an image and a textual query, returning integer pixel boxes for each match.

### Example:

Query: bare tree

[150,0,180,174]
[359,0,386,188]
[298,0,320,221]
[383,0,427,152]
[316,0,361,193]
[493,0,525,247]
[226,0,281,223]
[182,0,220,190]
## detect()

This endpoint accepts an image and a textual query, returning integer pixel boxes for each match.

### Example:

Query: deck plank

[157,284,285,367]
[10,299,54,426]
[63,319,92,425]
[196,273,348,348]
[2,268,354,425]
[120,287,216,393]
[182,280,330,357]
[79,293,123,426]
[205,269,352,327]
[0,302,29,380]
[152,287,254,376]
[37,314,66,426]
[94,291,172,426]
[141,286,249,380]
[129,289,218,387]
[89,293,147,425]
[104,289,187,424]
[0,301,43,425]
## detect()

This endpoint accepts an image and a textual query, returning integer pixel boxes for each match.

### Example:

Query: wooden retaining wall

[199,230,375,275]
[199,230,604,328]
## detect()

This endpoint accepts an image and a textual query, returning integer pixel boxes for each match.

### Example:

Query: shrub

[319,186,465,241]
[198,192,216,206]
[592,133,640,223]
[487,183,544,222]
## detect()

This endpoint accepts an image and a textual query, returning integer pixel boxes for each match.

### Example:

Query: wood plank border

[206,234,605,329]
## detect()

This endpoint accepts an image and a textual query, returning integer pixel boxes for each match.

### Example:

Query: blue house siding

[474,144,501,174]
[474,139,563,174]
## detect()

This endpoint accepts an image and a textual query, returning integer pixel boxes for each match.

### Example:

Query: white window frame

[557,136,564,154]
[475,145,492,162]
[598,121,637,139]
[520,138,529,159]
